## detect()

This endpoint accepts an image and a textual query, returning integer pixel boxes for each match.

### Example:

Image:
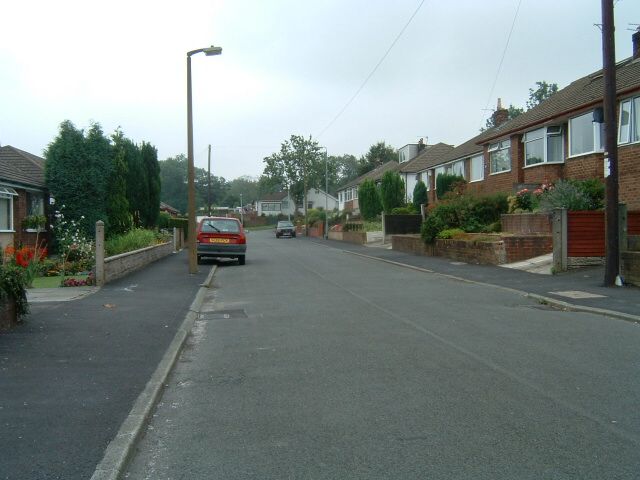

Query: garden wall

[501,213,552,234]
[103,242,173,284]
[391,234,551,265]
[341,231,367,245]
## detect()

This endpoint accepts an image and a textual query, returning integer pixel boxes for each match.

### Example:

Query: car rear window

[201,219,241,233]
[278,222,294,228]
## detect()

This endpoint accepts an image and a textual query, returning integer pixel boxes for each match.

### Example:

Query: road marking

[550,290,607,299]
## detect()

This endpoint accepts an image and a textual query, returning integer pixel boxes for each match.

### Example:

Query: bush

[0,264,29,318]
[358,179,382,220]
[105,229,159,256]
[436,228,465,239]
[538,180,593,212]
[379,171,405,213]
[390,206,417,215]
[568,178,605,210]
[306,208,326,227]
[413,180,428,211]
[436,173,465,199]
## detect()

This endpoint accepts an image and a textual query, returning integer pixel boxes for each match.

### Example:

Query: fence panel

[567,211,605,257]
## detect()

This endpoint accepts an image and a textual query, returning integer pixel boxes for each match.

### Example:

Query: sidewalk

[315,237,640,322]
[0,250,209,480]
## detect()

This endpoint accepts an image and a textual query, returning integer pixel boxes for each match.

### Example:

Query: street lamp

[319,146,328,239]
[240,193,244,225]
[187,45,222,274]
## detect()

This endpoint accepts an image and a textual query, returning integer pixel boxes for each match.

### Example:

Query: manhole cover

[549,290,607,299]
[202,309,248,320]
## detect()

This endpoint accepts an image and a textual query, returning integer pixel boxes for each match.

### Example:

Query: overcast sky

[1,0,638,181]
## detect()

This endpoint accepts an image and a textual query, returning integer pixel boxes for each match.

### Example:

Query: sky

[1,0,638,181]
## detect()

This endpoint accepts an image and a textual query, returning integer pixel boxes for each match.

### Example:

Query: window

[524,126,563,166]
[434,166,445,179]
[426,171,432,191]
[262,202,281,212]
[27,192,45,216]
[416,173,422,182]
[450,160,465,178]
[489,139,511,174]
[569,111,604,156]
[619,96,640,144]
[470,154,484,182]
[0,187,18,231]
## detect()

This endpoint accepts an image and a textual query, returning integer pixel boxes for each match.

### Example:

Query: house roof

[259,192,288,202]
[0,145,46,189]
[479,56,640,144]
[339,161,400,190]
[398,143,454,173]
[160,201,179,214]
[428,132,487,168]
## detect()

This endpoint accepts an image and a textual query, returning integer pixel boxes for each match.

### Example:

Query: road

[125,229,640,479]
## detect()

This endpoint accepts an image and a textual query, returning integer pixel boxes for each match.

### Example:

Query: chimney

[417,137,425,152]
[492,98,509,127]
[633,29,640,60]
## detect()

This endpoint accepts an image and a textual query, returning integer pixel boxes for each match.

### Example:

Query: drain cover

[202,309,248,320]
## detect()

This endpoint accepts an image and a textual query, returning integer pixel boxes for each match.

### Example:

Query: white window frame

[470,154,484,182]
[569,111,604,157]
[450,159,465,179]
[618,95,640,145]
[426,170,432,191]
[489,139,511,174]
[0,187,18,232]
[524,126,564,167]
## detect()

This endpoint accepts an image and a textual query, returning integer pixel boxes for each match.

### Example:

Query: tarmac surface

[1,238,638,479]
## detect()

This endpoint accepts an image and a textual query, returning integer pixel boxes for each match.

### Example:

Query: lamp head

[203,46,222,56]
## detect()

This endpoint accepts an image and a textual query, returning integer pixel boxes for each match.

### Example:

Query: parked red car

[196,217,247,265]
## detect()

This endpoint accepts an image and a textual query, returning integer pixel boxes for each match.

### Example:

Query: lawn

[31,275,89,289]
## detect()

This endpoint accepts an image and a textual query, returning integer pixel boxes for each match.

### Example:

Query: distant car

[196,217,246,265]
[275,220,296,238]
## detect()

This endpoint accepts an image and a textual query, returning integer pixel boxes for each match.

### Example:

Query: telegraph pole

[207,144,212,216]
[601,0,620,286]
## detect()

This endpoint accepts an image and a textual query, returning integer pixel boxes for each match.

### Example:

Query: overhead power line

[478,0,523,130]
[317,0,427,139]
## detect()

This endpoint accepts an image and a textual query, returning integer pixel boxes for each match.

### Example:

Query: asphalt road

[126,230,640,479]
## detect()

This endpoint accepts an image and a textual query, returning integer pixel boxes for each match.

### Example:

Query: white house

[257,189,338,216]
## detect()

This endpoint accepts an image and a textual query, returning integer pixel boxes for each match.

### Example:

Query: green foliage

[379,171,405,213]
[158,211,172,229]
[358,179,382,220]
[21,215,47,230]
[526,81,559,110]
[412,180,428,211]
[306,208,326,226]
[436,228,465,239]
[357,141,397,176]
[0,264,29,318]
[421,193,509,244]
[105,229,160,257]
[538,179,604,212]
[390,206,417,215]
[107,135,133,236]
[140,142,161,228]
[483,105,524,130]
[436,173,465,199]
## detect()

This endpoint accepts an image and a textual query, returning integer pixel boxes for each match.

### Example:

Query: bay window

[470,154,484,182]
[569,111,604,156]
[619,96,640,144]
[524,126,563,166]
[0,187,17,231]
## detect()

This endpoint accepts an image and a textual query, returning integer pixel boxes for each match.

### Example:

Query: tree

[45,120,110,237]
[226,176,259,206]
[159,155,188,213]
[526,81,558,110]
[436,173,465,199]
[379,171,405,213]
[140,142,161,228]
[483,104,524,131]
[262,134,325,212]
[115,132,147,227]
[106,141,132,236]
[413,180,428,211]
[357,141,397,176]
[358,179,382,220]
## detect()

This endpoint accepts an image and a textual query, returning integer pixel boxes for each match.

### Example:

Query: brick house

[337,161,400,214]
[398,142,453,204]
[421,32,640,210]
[0,145,49,250]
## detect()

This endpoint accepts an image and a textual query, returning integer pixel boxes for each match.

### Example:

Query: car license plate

[209,238,230,243]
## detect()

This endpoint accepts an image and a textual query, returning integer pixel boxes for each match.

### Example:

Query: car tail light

[237,234,246,244]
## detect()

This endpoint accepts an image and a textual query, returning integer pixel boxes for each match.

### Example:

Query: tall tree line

[45,120,161,237]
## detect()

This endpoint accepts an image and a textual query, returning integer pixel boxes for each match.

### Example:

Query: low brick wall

[392,233,552,265]
[501,213,552,234]
[104,242,173,284]
[341,231,367,245]
[328,231,343,241]
[622,251,640,287]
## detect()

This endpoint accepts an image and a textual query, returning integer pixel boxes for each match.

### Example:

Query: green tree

[357,141,397,176]
[106,141,132,236]
[436,173,465,199]
[413,180,428,211]
[379,170,405,213]
[116,132,147,227]
[526,81,558,110]
[159,154,188,213]
[226,176,259,206]
[45,120,110,237]
[483,104,524,130]
[140,142,161,228]
[358,179,382,220]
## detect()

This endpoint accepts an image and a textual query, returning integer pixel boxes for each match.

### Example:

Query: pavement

[1,240,639,479]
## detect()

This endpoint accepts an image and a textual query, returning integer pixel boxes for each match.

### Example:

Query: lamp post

[187,45,222,274]
[240,193,244,225]
[320,146,329,239]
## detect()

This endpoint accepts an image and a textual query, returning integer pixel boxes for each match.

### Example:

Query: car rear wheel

[238,256,246,265]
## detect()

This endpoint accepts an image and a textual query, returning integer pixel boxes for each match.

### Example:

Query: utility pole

[601,0,620,286]
[207,144,212,216]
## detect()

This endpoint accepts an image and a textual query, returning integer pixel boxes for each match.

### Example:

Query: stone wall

[103,242,173,284]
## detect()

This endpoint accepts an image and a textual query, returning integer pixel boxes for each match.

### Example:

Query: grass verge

[31,275,89,289]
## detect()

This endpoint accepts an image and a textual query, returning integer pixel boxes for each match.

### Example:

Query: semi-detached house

[421,32,640,209]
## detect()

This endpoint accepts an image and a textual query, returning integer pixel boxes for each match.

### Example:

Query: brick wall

[502,235,552,263]
[501,213,552,234]
[564,152,603,180]
[523,163,564,184]
[619,143,640,210]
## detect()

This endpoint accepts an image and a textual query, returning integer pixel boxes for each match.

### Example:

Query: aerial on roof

[0,145,46,188]
[479,56,640,144]
[340,161,401,190]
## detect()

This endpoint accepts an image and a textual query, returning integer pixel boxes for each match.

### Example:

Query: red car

[196,217,247,265]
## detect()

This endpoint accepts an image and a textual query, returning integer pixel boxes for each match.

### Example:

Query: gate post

[95,221,105,286]
[619,203,627,253]
[382,212,386,245]
[552,208,567,272]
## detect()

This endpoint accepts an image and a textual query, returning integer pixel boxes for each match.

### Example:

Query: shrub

[510,188,538,212]
[436,173,465,199]
[0,264,29,318]
[538,180,593,212]
[436,228,465,239]
[158,211,172,229]
[412,180,428,211]
[379,171,405,213]
[105,229,159,256]
[568,178,605,210]
[358,179,382,220]
[306,208,326,227]
[390,206,417,215]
